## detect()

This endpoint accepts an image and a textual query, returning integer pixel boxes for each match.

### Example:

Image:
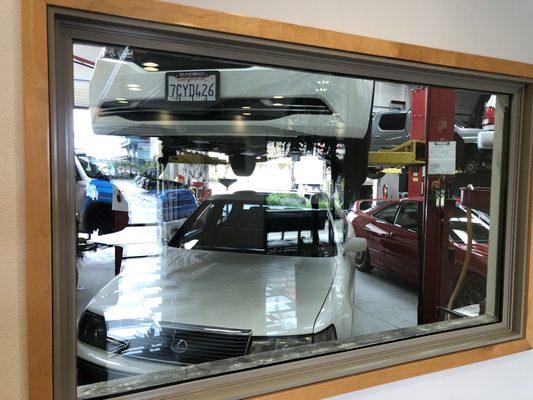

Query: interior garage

[71,41,497,385]
[7,2,533,400]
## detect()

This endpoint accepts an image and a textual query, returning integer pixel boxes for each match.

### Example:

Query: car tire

[85,202,114,235]
[353,249,373,272]
[455,272,486,308]
[367,168,385,180]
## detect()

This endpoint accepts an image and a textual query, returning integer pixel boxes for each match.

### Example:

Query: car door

[382,201,420,285]
[362,203,400,268]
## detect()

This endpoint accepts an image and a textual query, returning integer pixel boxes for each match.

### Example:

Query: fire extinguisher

[382,184,389,199]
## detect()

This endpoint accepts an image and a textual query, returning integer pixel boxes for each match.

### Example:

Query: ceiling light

[272,103,283,106]
[116,97,126,101]
[144,66,159,72]
[118,100,128,104]
[142,62,159,67]
[273,95,284,99]
[242,112,251,116]
[242,106,251,109]
[126,83,139,88]
[128,87,141,91]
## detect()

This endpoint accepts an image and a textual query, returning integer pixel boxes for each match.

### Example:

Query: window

[374,204,400,223]
[45,9,530,400]
[378,112,407,131]
[396,202,419,232]
[450,206,490,244]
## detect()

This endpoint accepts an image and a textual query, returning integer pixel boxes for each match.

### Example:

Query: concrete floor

[77,179,419,336]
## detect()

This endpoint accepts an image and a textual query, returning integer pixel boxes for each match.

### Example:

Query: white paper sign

[428,141,456,175]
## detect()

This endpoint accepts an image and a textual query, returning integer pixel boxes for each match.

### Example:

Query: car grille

[121,323,252,365]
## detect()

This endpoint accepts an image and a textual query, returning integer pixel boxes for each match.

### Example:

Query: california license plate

[165,71,219,103]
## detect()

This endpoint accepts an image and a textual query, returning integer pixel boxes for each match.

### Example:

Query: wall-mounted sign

[428,141,456,175]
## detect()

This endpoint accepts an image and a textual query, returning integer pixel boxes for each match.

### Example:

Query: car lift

[367,139,426,168]
[367,87,461,324]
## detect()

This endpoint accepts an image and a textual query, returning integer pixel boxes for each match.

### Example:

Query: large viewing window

[45,10,530,400]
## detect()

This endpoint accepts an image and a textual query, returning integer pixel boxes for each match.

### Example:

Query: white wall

[328,350,533,400]
[0,0,26,399]
[1,1,532,399]
[171,0,533,64]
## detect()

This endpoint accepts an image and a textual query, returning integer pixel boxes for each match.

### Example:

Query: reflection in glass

[71,41,505,395]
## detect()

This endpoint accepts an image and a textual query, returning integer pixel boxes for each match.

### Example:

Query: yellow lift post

[368,139,426,167]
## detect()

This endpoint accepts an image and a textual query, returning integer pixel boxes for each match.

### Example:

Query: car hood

[86,248,337,337]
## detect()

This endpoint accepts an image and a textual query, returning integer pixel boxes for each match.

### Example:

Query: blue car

[157,188,198,222]
[76,154,129,235]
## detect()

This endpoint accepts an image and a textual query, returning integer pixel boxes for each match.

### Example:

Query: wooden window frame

[22,1,533,399]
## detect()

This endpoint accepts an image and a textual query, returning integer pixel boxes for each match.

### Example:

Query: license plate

[165,71,219,103]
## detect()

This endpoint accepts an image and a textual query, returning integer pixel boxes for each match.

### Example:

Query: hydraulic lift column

[415,87,457,324]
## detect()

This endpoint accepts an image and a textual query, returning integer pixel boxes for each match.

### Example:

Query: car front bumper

[77,357,135,385]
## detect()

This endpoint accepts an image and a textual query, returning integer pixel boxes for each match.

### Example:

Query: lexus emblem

[170,339,189,354]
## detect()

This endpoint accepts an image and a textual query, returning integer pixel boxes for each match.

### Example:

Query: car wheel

[353,249,373,272]
[455,273,486,308]
[367,168,385,180]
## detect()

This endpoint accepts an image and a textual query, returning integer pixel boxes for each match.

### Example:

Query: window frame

[23,2,533,400]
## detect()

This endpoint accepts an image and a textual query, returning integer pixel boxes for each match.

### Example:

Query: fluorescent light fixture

[272,103,283,106]
[128,87,142,91]
[116,98,126,101]
[118,100,128,104]
[144,66,159,72]
[242,106,251,109]
[273,95,284,99]
[126,84,140,88]
[242,112,251,116]
[142,62,159,67]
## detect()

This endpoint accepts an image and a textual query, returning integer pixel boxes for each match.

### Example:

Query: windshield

[168,193,339,257]
[449,206,490,244]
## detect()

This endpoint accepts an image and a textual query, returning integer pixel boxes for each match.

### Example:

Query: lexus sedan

[348,197,488,308]
[77,191,366,382]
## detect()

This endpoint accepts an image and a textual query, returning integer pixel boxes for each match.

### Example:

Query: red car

[347,197,488,308]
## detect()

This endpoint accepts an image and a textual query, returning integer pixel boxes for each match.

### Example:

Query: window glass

[395,202,419,232]
[374,204,400,223]
[378,113,407,130]
[70,41,508,397]
[450,206,490,244]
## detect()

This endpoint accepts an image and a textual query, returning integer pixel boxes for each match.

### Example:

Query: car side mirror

[343,237,367,255]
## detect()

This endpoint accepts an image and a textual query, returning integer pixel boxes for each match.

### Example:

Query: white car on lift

[88,47,374,176]
[89,47,373,139]
[77,191,367,382]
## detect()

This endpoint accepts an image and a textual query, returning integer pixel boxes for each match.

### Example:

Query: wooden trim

[22,1,533,400]
[47,0,533,79]
[253,339,531,400]
[23,0,53,399]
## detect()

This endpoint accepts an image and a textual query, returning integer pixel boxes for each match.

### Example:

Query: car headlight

[249,325,337,354]
[78,310,128,353]
[78,310,107,350]
[312,324,337,343]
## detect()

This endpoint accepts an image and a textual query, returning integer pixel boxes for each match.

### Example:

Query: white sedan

[77,191,366,382]
[89,48,373,140]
